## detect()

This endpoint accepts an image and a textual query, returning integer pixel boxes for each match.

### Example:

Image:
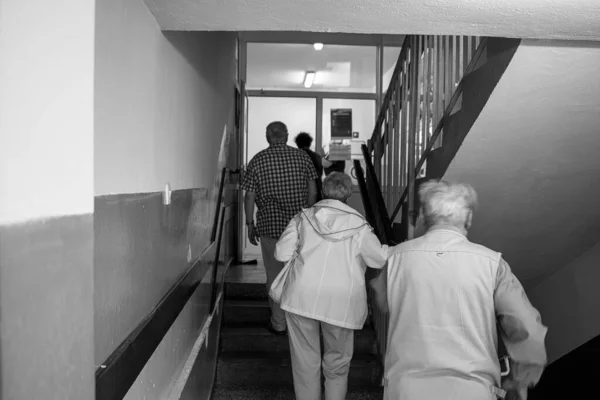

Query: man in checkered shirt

[242,121,318,334]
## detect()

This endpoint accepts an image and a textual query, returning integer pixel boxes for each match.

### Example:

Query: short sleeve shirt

[241,143,318,239]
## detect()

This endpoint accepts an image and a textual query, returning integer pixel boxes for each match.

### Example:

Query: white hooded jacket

[274,200,388,329]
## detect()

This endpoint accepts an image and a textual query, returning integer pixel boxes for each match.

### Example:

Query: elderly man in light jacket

[383,180,547,400]
[275,172,388,400]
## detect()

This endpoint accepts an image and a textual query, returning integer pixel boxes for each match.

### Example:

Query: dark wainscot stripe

[95,160,238,400]
[95,242,217,400]
[0,214,94,400]
[95,189,232,400]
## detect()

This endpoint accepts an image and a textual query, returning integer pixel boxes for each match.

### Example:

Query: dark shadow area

[529,334,600,399]
[162,31,235,80]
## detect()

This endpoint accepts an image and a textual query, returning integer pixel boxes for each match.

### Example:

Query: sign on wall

[331,108,353,138]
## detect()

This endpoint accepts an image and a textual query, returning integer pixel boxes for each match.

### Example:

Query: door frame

[236,33,396,261]
[246,91,376,152]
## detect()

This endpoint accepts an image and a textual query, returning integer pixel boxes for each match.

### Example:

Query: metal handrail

[389,37,489,222]
[366,35,486,229]
[360,34,487,376]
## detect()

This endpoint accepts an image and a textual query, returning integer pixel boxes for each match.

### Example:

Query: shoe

[267,322,287,336]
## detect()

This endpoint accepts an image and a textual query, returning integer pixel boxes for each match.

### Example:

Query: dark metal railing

[95,168,236,400]
[357,34,488,375]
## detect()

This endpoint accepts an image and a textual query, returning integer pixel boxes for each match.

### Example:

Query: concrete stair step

[216,351,382,387]
[226,282,268,300]
[223,299,270,324]
[211,385,383,399]
[220,320,378,355]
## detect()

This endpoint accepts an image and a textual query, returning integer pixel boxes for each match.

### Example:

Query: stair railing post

[406,36,420,241]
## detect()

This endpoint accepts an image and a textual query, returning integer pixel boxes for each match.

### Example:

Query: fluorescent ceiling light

[314,43,324,51]
[304,71,316,88]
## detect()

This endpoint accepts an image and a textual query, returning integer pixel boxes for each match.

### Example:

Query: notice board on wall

[331,109,353,138]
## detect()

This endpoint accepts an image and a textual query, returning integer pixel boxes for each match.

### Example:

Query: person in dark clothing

[295,133,331,201]
[319,142,346,176]
[323,159,346,176]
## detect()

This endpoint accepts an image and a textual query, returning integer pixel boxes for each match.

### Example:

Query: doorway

[242,96,318,260]
[238,34,403,262]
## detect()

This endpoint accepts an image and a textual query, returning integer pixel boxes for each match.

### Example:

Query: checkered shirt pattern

[242,143,318,239]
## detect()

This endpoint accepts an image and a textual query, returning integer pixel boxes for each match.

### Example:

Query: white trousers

[286,312,354,400]
[260,236,287,331]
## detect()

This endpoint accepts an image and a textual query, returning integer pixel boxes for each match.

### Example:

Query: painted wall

[528,241,600,363]
[440,39,600,364]
[94,0,237,397]
[0,0,94,223]
[0,0,95,399]
[95,1,236,195]
[443,39,600,289]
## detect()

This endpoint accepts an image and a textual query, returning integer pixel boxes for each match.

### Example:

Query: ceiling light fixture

[304,71,316,88]
[304,71,317,89]
[313,43,324,51]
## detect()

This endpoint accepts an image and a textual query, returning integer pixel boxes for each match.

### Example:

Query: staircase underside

[443,39,600,290]
[440,39,600,368]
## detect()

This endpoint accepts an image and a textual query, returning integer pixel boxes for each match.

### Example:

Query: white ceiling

[443,39,600,289]
[144,0,600,41]
[246,43,400,92]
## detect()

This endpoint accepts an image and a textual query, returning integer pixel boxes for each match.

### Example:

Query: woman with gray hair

[383,180,547,400]
[274,172,388,400]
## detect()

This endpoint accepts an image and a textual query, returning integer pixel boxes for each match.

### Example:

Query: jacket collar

[312,200,365,219]
[427,224,468,238]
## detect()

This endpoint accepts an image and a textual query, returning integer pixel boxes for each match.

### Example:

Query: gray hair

[419,180,478,229]
[266,121,288,144]
[323,172,353,201]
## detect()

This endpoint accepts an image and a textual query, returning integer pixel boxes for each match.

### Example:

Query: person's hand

[247,223,259,246]
[502,379,529,400]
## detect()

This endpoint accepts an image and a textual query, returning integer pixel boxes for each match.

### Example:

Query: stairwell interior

[211,34,600,399]
[4,0,600,398]
[213,263,383,399]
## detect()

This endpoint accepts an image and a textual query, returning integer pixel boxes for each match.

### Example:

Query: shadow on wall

[186,126,233,250]
[162,31,230,83]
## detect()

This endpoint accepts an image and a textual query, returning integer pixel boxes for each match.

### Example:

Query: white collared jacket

[384,226,547,400]
[274,200,388,329]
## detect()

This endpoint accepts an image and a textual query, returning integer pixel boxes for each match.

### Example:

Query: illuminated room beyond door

[241,96,317,262]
